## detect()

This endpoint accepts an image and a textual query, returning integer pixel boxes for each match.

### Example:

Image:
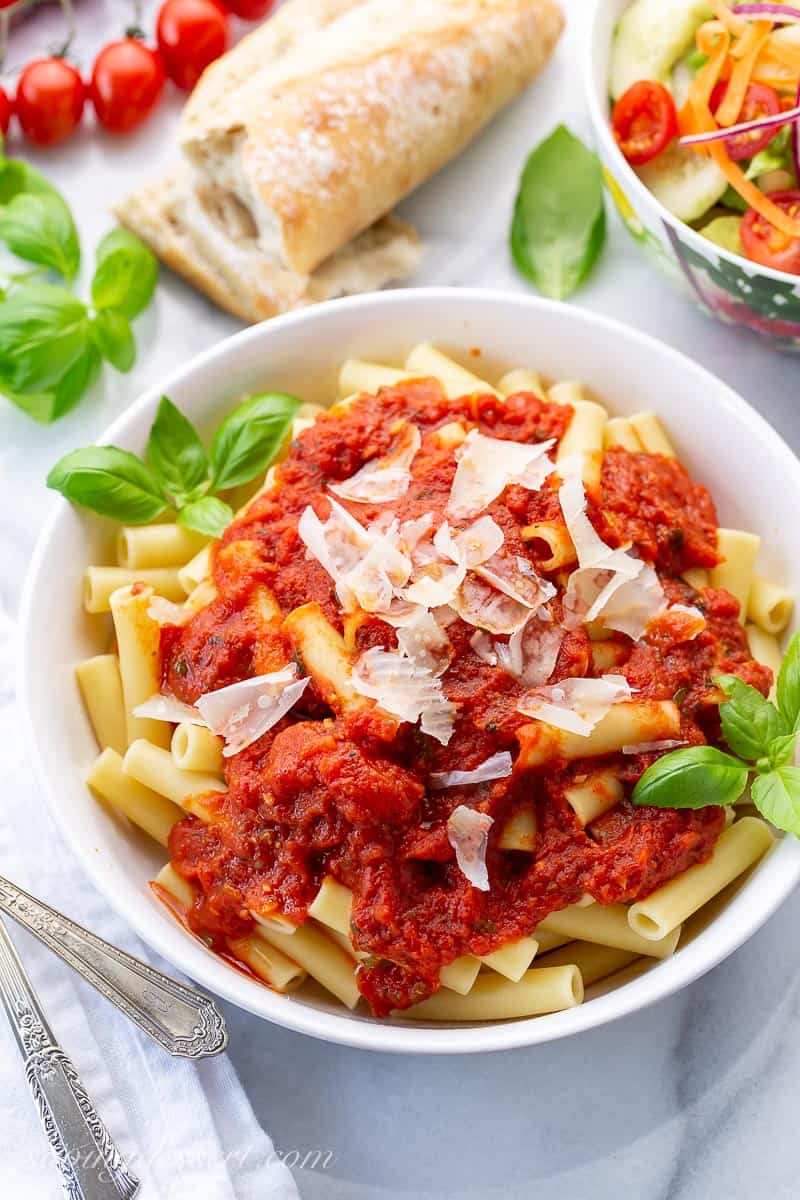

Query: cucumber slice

[610,0,713,99]
[700,215,743,255]
[635,140,728,222]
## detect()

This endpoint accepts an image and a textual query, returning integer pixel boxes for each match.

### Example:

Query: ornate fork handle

[0,875,227,1058]
[0,918,139,1199]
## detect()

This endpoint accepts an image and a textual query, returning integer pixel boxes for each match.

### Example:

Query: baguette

[180,0,564,275]
[116,167,420,324]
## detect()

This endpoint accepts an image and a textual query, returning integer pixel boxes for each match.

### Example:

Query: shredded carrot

[689,27,731,107]
[709,0,748,38]
[717,21,773,125]
[708,144,800,236]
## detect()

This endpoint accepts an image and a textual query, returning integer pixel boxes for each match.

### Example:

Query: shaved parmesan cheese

[196,666,310,757]
[430,751,513,790]
[558,468,640,578]
[329,423,421,504]
[622,739,688,755]
[351,647,455,744]
[400,512,435,553]
[470,612,563,687]
[603,565,666,640]
[133,695,205,725]
[665,603,706,639]
[452,516,504,567]
[446,805,494,891]
[518,675,633,736]
[299,501,412,613]
[396,607,453,677]
[474,554,555,612]
[454,574,532,635]
[447,430,555,519]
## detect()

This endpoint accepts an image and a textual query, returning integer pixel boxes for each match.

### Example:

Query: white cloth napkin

[0,604,299,1200]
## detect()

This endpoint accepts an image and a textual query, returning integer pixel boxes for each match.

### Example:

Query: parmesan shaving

[329,422,421,503]
[396,606,453,677]
[469,611,562,687]
[298,500,412,613]
[429,751,513,790]
[517,675,633,737]
[446,805,494,891]
[196,666,310,757]
[447,430,556,519]
[351,647,455,744]
[133,695,205,725]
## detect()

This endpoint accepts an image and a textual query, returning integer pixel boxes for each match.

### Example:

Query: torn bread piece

[179,0,564,276]
[115,167,421,324]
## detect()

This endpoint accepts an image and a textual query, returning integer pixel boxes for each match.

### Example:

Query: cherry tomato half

[90,39,165,135]
[612,80,678,166]
[710,81,781,163]
[16,58,85,147]
[221,0,275,16]
[156,0,229,92]
[0,87,11,135]
[741,190,800,275]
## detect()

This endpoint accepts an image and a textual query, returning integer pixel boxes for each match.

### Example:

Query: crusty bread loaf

[180,0,564,275]
[115,167,420,324]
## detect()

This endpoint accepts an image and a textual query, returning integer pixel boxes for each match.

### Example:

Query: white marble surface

[2,1,800,1197]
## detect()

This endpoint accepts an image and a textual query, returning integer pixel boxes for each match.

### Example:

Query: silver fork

[0,874,228,1058]
[0,915,140,1199]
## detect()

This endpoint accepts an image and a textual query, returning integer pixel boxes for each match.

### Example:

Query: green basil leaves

[511,125,606,300]
[633,632,800,837]
[0,138,158,423]
[47,391,300,539]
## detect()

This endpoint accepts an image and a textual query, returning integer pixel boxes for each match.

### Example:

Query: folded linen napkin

[0,603,299,1200]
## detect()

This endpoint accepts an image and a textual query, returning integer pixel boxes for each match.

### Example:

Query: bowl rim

[18,286,800,1054]
[583,0,800,294]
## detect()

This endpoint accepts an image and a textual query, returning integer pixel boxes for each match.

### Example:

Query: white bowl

[19,288,800,1054]
[584,0,800,349]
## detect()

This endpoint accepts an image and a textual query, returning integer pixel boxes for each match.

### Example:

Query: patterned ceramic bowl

[585,0,800,349]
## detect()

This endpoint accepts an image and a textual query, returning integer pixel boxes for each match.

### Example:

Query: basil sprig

[0,139,157,423]
[47,392,300,538]
[511,125,606,300]
[633,632,800,836]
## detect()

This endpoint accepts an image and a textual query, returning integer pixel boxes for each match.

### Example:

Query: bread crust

[114,168,421,324]
[180,0,564,274]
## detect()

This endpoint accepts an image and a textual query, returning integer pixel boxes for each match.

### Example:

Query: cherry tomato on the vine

[0,88,11,136]
[156,0,229,91]
[221,0,275,17]
[16,58,85,146]
[90,38,165,134]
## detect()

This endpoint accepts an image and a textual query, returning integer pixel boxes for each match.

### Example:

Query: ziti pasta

[74,345,790,1021]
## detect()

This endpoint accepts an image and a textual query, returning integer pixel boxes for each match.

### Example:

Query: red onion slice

[793,81,800,185]
[680,103,800,148]
[733,3,800,20]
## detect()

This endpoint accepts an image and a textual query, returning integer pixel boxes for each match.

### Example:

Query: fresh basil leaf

[146,396,209,507]
[632,745,749,809]
[210,392,300,491]
[766,732,797,770]
[777,630,800,732]
[177,496,233,539]
[89,309,135,372]
[4,341,101,425]
[0,192,80,281]
[715,673,787,762]
[47,446,167,523]
[510,125,606,300]
[752,766,800,836]
[0,156,59,205]
[0,283,91,393]
[91,228,158,319]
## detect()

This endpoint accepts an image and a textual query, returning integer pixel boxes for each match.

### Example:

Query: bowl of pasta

[19,288,800,1053]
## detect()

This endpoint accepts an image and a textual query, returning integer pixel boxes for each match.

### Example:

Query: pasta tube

[75,654,127,755]
[536,902,681,958]
[403,966,583,1021]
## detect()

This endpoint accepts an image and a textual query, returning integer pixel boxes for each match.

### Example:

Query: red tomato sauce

[161,382,770,1015]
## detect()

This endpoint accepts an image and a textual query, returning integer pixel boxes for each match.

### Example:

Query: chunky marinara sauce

[161,381,771,1015]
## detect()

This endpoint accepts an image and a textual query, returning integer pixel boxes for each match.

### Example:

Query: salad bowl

[585,0,800,349]
[19,288,800,1053]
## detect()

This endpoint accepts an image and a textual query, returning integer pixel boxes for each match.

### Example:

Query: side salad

[610,0,800,274]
